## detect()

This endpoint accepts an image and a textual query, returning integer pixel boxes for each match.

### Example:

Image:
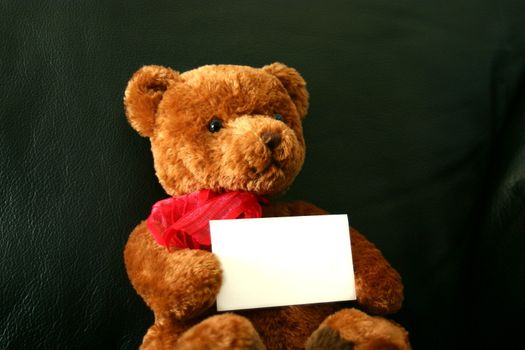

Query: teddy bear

[123,62,411,350]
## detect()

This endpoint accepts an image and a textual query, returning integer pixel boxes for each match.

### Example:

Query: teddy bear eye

[274,113,284,122]
[208,118,223,133]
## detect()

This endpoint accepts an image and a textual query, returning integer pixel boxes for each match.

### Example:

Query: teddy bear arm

[124,221,223,320]
[350,229,404,315]
[268,201,404,315]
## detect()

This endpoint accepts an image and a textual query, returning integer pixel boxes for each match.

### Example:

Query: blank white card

[210,214,356,312]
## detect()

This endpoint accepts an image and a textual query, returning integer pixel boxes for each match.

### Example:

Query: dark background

[1,0,524,349]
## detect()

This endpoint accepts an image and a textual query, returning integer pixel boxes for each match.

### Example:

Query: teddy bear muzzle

[260,130,282,151]
[213,115,305,195]
[246,122,299,174]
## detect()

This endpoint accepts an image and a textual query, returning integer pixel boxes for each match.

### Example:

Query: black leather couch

[2,1,524,349]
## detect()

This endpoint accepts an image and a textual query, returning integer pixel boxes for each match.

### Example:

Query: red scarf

[146,190,265,251]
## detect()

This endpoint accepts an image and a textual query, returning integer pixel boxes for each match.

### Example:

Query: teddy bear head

[124,63,309,197]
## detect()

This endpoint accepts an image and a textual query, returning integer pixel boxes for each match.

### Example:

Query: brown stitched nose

[261,131,282,150]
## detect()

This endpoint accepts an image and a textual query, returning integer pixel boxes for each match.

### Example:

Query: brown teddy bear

[123,63,411,350]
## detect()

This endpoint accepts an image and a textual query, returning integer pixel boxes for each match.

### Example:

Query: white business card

[210,214,356,311]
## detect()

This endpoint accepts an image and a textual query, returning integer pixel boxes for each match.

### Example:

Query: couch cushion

[1,1,523,349]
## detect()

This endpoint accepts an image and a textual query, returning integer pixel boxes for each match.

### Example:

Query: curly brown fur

[124,221,222,320]
[175,314,265,350]
[123,63,409,349]
[351,230,404,315]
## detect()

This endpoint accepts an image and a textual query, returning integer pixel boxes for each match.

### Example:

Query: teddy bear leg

[305,308,410,350]
[175,313,266,350]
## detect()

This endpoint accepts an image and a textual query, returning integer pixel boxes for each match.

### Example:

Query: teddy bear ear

[124,65,180,137]
[262,62,309,119]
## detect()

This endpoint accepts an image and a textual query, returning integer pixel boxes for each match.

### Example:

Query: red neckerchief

[146,189,266,251]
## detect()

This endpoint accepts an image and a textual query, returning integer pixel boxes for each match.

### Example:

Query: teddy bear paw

[305,308,410,350]
[175,314,266,350]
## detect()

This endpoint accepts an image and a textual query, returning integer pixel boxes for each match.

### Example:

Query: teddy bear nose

[261,131,282,150]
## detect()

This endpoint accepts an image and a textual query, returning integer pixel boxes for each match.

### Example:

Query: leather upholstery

[1,1,524,349]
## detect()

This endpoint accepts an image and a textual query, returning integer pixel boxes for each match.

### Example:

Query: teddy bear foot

[175,313,266,350]
[305,308,410,350]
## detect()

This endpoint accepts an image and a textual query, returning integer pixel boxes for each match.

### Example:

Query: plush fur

[123,63,410,349]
